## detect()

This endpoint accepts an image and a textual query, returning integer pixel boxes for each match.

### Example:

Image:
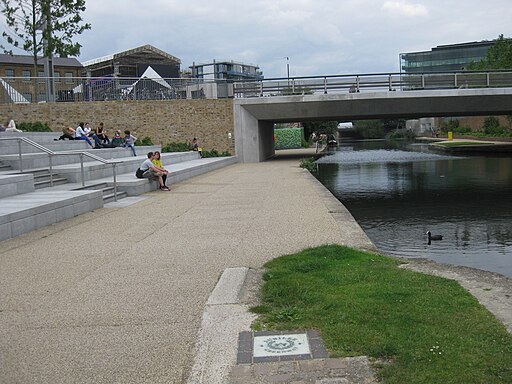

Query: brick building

[0,54,82,103]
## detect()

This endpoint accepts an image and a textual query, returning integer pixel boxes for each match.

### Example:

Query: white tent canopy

[125,66,172,93]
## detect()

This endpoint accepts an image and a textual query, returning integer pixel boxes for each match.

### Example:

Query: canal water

[315,140,512,278]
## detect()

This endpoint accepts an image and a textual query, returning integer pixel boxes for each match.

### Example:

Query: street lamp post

[285,56,290,87]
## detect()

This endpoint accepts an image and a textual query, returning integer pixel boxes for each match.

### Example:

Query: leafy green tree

[1,0,91,100]
[468,34,512,70]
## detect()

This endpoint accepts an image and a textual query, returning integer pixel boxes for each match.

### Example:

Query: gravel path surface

[0,158,370,383]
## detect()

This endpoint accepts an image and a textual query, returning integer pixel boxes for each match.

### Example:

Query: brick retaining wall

[0,99,235,153]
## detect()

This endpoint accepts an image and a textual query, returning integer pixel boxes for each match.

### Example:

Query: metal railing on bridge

[2,70,512,103]
[232,70,512,98]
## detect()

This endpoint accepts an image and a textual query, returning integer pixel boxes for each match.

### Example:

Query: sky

[4,0,512,78]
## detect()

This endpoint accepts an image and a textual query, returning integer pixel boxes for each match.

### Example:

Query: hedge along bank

[275,127,304,149]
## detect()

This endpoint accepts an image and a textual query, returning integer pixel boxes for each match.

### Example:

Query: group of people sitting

[136,151,170,191]
[56,122,138,156]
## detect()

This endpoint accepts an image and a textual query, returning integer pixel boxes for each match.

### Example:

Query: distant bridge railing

[2,70,512,104]
[232,70,512,98]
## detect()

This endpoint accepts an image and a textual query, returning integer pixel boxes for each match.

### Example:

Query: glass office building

[400,41,495,73]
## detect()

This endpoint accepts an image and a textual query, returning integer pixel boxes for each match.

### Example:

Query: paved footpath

[0,153,374,383]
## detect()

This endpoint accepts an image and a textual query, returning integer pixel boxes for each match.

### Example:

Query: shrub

[440,118,460,133]
[135,136,153,146]
[162,141,191,152]
[201,149,219,158]
[17,121,52,132]
[386,129,416,140]
[482,116,506,135]
[299,157,317,172]
[275,128,304,149]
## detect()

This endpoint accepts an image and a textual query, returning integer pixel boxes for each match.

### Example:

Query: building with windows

[188,60,263,98]
[400,40,495,74]
[82,44,181,79]
[190,60,263,81]
[0,54,82,103]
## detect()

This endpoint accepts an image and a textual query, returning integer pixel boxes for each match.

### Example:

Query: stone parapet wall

[0,99,235,153]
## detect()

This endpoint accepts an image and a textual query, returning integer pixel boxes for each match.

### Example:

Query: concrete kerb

[187,267,257,384]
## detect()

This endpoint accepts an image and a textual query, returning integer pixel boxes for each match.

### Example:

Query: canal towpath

[0,149,510,383]
[0,149,374,383]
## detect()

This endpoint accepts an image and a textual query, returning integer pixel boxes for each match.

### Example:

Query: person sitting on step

[151,151,169,188]
[138,152,170,191]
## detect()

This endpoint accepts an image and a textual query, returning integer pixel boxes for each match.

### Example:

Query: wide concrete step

[0,173,35,198]
[0,189,103,242]
[34,177,69,189]
[48,151,201,183]
[75,182,128,204]
[0,155,238,242]
[0,145,163,170]
[105,156,239,196]
[0,139,91,154]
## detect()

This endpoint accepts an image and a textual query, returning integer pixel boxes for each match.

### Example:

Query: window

[65,72,73,84]
[38,71,45,83]
[54,72,60,83]
[5,69,14,81]
[22,70,31,81]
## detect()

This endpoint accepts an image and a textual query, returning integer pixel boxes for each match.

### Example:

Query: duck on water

[427,231,443,245]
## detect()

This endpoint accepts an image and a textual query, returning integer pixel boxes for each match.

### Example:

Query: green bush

[17,121,52,132]
[299,157,317,172]
[201,149,219,158]
[482,116,506,135]
[201,149,232,157]
[440,119,459,133]
[161,141,191,152]
[134,136,153,146]
[275,128,304,149]
[386,129,416,140]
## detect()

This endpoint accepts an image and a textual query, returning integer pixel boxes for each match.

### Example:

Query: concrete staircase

[0,132,238,241]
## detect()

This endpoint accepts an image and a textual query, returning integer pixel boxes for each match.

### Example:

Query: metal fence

[0,76,231,104]
[232,70,512,98]
[2,70,512,104]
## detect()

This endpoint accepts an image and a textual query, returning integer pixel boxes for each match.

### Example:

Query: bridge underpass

[233,88,512,162]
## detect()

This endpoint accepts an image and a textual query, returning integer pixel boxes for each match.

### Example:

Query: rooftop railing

[1,70,512,103]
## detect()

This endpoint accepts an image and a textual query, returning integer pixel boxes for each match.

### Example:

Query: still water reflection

[315,141,512,277]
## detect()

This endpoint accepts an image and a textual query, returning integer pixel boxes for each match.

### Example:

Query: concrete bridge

[233,88,512,162]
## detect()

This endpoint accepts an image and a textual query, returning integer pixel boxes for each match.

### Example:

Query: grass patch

[252,245,512,383]
[436,141,492,147]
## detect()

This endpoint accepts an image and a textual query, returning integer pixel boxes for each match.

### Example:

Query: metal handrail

[0,137,121,201]
[233,69,512,97]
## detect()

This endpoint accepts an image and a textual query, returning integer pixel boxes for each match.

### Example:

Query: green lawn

[251,245,512,383]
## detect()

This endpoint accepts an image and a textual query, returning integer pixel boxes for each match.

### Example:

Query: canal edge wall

[303,171,378,253]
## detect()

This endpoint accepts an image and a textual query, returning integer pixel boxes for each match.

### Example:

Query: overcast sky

[4,0,512,78]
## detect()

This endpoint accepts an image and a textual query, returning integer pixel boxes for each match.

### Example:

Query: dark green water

[315,140,512,277]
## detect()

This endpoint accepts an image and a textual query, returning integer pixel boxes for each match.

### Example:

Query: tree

[468,34,512,70]
[1,0,90,101]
